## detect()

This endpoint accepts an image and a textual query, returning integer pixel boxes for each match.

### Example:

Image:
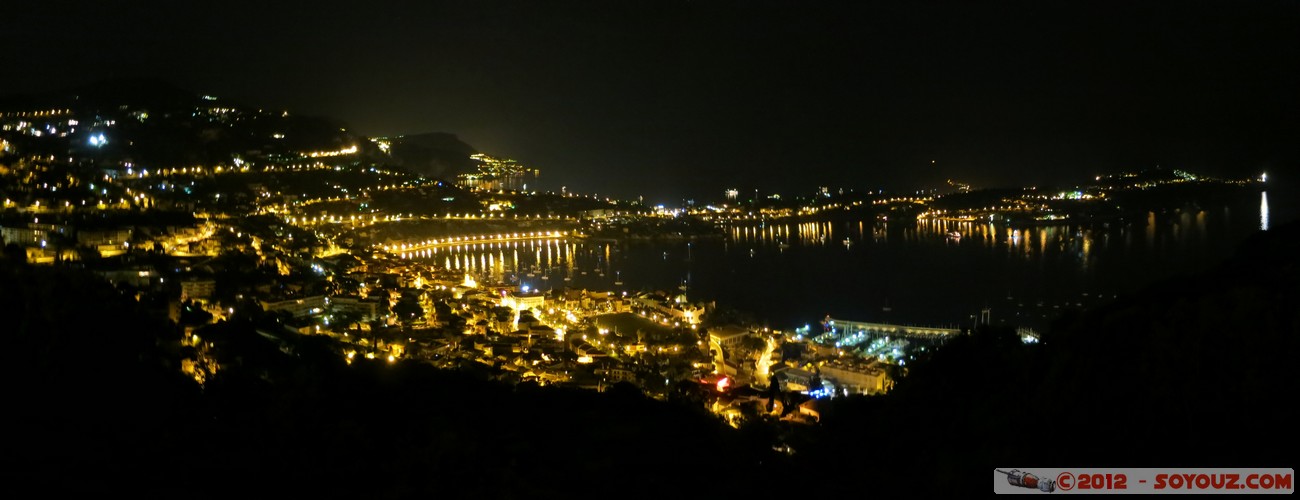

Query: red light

[716,377,730,392]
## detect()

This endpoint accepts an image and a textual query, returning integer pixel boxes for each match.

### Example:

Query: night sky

[4,1,1297,202]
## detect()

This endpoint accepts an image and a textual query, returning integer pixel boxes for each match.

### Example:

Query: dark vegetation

[0,258,761,497]
[382,132,478,179]
[4,220,1296,496]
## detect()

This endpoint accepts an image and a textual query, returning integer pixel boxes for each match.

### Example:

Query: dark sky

[4,1,1297,202]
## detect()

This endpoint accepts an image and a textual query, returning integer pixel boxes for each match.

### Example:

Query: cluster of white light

[307,145,358,158]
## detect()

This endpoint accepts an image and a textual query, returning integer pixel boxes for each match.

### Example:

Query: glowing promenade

[384,231,569,255]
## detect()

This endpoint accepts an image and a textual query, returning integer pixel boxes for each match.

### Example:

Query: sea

[412,185,1291,332]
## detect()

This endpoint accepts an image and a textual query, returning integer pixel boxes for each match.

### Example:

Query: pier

[813,317,961,346]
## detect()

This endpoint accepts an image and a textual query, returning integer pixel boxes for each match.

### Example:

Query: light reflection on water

[722,213,1212,267]
[408,197,1269,329]
[1261,191,1269,231]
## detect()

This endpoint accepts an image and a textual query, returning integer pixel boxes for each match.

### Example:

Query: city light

[0,28,1284,485]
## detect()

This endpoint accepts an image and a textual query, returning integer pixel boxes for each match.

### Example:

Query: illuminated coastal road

[385,231,570,254]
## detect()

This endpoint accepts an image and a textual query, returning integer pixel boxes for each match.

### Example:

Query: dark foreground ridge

[0,262,760,497]
[3,221,1297,496]
[797,221,1299,493]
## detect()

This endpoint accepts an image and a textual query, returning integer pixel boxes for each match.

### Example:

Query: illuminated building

[1,224,64,247]
[708,325,753,350]
[798,398,826,422]
[595,365,638,384]
[260,295,329,317]
[632,293,705,326]
[773,366,816,392]
[573,341,606,363]
[76,228,133,247]
[501,290,546,313]
[181,279,217,301]
[820,360,890,395]
[94,267,158,288]
[331,296,386,322]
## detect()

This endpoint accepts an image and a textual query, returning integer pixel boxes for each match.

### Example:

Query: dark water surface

[411,188,1287,331]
